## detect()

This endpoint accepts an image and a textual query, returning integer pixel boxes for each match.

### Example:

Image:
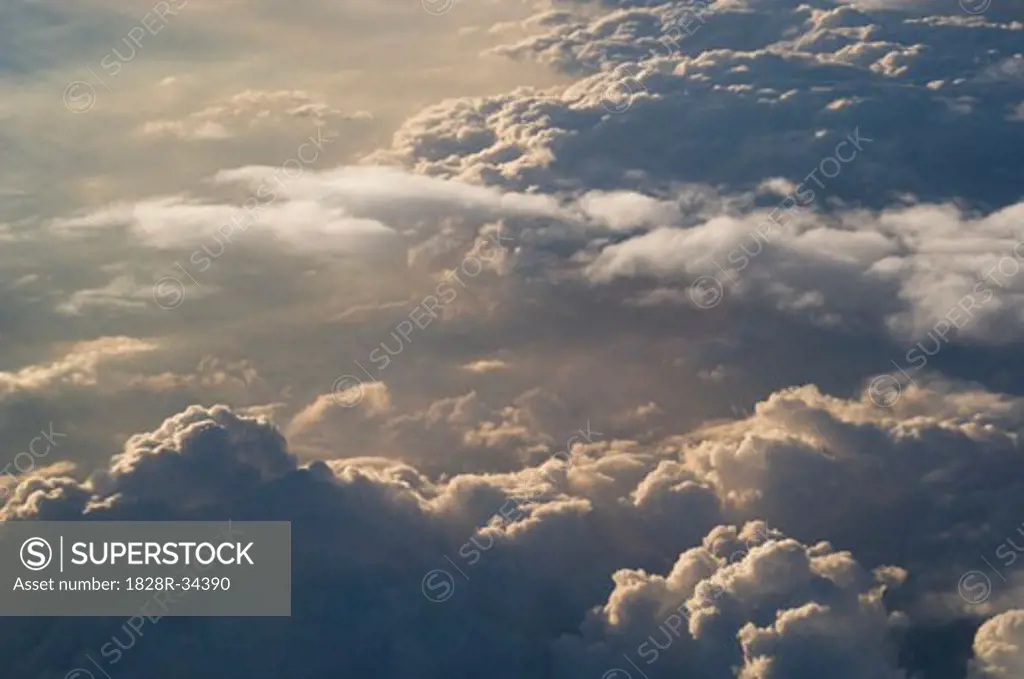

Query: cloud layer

[3,0,1024,676]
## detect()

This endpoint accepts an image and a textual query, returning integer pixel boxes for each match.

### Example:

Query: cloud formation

[4,0,1024,676]
[1,377,1022,677]
[378,0,1024,207]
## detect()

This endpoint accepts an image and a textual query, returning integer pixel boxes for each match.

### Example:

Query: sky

[1,0,1024,676]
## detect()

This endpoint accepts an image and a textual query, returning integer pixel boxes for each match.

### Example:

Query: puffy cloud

[93,405,297,509]
[2,375,1023,677]
[554,522,908,679]
[0,337,156,396]
[287,386,592,476]
[668,381,1024,599]
[377,0,1024,207]
[578,190,684,229]
[7,0,1024,676]
[585,197,1024,344]
[0,403,722,678]
[970,611,1024,679]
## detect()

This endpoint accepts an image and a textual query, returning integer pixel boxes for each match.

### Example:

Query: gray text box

[0,521,290,616]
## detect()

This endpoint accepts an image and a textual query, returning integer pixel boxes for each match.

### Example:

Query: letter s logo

[421,569,455,603]
[20,537,52,571]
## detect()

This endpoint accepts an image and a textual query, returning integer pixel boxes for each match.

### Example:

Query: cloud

[5,0,1024,676]
[584,197,1024,344]
[0,403,720,677]
[377,0,1024,208]
[2,373,1023,677]
[55,275,159,315]
[49,192,401,256]
[287,386,571,476]
[577,190,683,229]
[971,611,1024,679]
[12,385,1023,678]
[212,164,568,222]
[136,90,373,141]
[48,165,573,259]
[662,380,1024,603]
[462,358,512,373]
[0,337,156,396]
[554,522,907,679]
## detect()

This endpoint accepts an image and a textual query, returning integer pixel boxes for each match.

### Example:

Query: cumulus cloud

[555,522,907,679]
[0,403,720,677]
[287,386,584,476]
[377,0,1024,207]
[971,611,1024,679]
[1,376,1022,677]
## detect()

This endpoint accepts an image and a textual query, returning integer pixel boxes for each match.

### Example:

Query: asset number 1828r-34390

[125,576,231,591]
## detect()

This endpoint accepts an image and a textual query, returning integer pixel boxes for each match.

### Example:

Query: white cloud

[0,337,156,395]
[971,611,1024,679]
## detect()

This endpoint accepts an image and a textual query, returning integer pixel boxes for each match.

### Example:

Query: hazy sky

[2,0,1024,677]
